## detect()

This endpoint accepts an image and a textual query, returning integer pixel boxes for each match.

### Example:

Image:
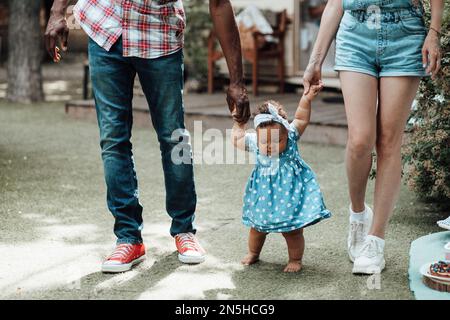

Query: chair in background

[208,9,289,96]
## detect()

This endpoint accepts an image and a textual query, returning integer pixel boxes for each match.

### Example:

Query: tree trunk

[6,0,44,103]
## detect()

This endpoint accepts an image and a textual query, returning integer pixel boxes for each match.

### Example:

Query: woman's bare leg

[339,71,379,212]
[282,229,304,272]
[242,228,267,265]
[372,76,420,238]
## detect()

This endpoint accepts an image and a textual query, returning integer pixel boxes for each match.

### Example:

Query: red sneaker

[101,243,146,273]
[175,232,206,264]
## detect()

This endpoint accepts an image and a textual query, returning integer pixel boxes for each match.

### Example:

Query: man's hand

[226,82,250,124]
[45,11,69,62]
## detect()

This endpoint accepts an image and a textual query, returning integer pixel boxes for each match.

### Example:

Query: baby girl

[231,81,331,272]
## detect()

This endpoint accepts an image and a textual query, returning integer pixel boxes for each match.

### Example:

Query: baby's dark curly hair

[252,100,288,128]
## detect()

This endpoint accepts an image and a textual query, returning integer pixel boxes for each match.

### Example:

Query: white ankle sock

[350,204,366,222]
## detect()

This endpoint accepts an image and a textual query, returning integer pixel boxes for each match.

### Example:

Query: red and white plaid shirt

[73,0,185,59]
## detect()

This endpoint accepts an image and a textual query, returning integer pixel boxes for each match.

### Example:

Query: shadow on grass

[4,251,181,300]
[79,252,181,299]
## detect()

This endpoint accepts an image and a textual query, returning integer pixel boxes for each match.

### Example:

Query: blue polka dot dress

[242,123,331,233]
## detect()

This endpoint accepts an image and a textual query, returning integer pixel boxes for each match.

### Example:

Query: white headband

[253,103,293,131]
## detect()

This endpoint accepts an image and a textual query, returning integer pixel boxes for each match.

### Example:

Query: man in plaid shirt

[45,0,250,273]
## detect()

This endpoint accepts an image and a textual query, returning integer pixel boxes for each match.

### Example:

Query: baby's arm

[291,94,312,136]
[231,121,247,150]
[291,81,323,136]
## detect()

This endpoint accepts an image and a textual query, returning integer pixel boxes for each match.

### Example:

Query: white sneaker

[101,243,146,273]
[437,216,450,230]
[175,232,206,264]
[347,204,373,262]
[352,235,386,274]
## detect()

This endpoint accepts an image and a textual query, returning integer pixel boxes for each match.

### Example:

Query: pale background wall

[228,0,340,88]
[232,0,295,13]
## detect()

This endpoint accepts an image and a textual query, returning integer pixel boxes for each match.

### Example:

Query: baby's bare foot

[241,253,260,265]
[283,260,302,273]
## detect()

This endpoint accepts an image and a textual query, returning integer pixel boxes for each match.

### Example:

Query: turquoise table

[409,231,450,300]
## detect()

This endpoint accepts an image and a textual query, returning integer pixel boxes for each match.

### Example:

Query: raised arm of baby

[231,120,247,151]
[291,80,324,136]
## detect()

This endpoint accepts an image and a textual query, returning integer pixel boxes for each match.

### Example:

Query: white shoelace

[350,221,366,246]
[359,238,381,258]
[177,233,202,251]
[109,244,133,260]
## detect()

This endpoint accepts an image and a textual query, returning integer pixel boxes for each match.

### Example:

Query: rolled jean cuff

[170,224,196,237]
[116,238,143,245]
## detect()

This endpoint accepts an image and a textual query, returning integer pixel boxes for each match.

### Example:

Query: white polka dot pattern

[242,123,331,233]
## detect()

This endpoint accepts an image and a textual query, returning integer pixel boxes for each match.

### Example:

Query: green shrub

[183,0,212,86]
[402,1,450,202]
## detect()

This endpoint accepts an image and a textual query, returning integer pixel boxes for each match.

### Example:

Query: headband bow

[253,103,293,132]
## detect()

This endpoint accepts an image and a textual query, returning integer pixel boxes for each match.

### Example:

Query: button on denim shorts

[334,5,429,78]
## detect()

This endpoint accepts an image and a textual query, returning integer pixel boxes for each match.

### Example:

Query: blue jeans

[88,37,196,244]
[335,2,428,78]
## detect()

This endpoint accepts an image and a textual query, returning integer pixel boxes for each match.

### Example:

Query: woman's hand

[422,30,441,79]
[303,61,322,95]
[304,80,324,102]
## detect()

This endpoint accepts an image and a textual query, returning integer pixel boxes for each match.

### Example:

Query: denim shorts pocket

[339,12,359,31]
[400,16,426,35]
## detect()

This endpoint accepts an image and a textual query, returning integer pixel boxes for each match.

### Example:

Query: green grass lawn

[0,100,445,299]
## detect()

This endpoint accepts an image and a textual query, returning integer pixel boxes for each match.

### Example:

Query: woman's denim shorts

[334,6,429,78]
